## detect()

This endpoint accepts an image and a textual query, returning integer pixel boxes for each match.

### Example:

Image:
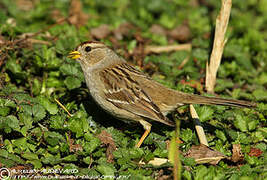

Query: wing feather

[99,63,174,127]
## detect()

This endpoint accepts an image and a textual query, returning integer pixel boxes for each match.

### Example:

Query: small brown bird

[69,41,256,147]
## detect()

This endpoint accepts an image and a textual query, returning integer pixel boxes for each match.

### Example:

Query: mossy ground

[0,0,266,179]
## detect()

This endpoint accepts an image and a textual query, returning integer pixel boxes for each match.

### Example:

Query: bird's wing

[99,62,174,127]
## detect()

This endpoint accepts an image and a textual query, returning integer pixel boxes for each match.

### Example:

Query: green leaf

[183,157,196,166]
[215,130,227,142]
[96,163,116,176]
[38,96,58,115]
[4,139,14,153]
[62,155,77,162]
[28,159,42,169]
[214,79,234,92]
[6,58,22,74]
[83,139,101,154]
[180,128,193,143]
[183,170,192,180]
[144,132,166,148]
[60,64,79,76]
[257,73,267,85]
[129,148,144,159]
[41,152,62,165]
[32,78,42,95]
[192,48,209,62]
[32,104,46,121]
[0,157,16,167]
[46,77,64,88]
[83,156,92,165]
[0,115,20,133]
[12,138,28,151]
[252,89,267,101]
[44,131,65,146]
[234,114,248,132]
[0,149,25,164]
[21,104,32,116]
[21,152,39,160]
[64,76,81,90]
[196,106,214,122]
[153,148,168,158]
[0,98,16,108]
[159,14,176,28]
[247,120,259,131]
[0,106,10,116]
[194,165,208,179]
[68,117,84,137]
[49,115,65,129]
[7,115,20,131]
[47,145,60,154]
[18,113,33,130]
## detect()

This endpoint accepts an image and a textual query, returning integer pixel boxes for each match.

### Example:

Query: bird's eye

[85,46,91,52]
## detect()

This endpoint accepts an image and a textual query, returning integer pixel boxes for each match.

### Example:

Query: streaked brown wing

[99,62,174,127]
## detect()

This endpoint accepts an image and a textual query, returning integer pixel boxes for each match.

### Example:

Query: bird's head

[68,41,114,67]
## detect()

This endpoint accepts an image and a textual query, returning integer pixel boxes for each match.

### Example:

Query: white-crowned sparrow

[69,41,256,147]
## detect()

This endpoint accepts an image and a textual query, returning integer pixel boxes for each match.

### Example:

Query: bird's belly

[86,76,138,122]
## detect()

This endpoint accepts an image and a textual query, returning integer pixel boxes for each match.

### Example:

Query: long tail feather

[179,93,256,108]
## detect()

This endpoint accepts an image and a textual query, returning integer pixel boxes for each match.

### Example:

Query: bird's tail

[178,93,256,108]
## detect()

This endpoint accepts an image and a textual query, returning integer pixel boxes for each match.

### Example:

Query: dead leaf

[0,35,6,45]
[248,148,263,157]
[0,135,3,147]
[68,0,89,28]
[67,133,83,152]
[156,169,172,180]
[203,32,211,39]
[190,0,200,7]
[149,24,167,36]
[231,144,243,163]
[180,79,204,93]
[7,18,16,27]
[131,33,147,67]
[134,32,146,43]
[168,23,191,42]
[185,144,226,165]
[113,23,135,40]
[16,0,34,11]
[51,9,65,22]
[91,24,111,39]
[97,130,116,163]
[108,36,121,49]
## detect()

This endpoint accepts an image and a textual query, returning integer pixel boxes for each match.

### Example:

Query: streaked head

[68,41,111,67]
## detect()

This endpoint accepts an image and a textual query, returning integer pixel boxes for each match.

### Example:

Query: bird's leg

[135,120,151,148]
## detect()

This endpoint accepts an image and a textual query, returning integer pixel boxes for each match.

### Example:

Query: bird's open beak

[68,51,81,59]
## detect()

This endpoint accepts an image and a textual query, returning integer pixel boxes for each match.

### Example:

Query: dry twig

[144,44,191,54]
[205,0,232,93]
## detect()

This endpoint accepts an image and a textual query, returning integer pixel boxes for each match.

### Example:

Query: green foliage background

[0,0,266,179]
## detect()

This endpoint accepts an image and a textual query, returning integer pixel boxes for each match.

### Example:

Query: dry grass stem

[178,56,190,69]
[190,105,209,146]
[54,98,73,117]
[139,157,169,166]
[205,0,232,93]
[26,39,51,45]
[144,43,191,54]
